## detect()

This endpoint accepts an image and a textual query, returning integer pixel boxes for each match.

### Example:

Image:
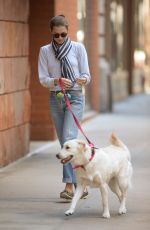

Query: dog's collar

[73,147,96,171]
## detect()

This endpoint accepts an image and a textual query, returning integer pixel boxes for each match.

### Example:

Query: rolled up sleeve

[38,47,55,89]
[78,43,91,84]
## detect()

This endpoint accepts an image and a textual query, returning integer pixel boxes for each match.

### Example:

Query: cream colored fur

[57,133,133,218]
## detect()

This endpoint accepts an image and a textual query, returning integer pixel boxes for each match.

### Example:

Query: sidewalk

[0,93,150,230]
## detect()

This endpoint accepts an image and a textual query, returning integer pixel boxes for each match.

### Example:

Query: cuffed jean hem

[62,178,77,184]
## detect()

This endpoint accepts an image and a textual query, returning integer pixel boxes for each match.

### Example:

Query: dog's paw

[119,207,127,215]
[65,209,74,216]
[102,212,110,219]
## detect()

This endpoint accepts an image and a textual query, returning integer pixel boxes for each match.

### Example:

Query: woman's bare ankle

[65,183,73,193]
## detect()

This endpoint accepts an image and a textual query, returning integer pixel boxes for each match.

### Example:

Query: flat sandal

[60,190,74,200]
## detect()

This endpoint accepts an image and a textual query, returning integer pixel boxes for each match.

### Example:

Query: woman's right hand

[60,78,73,89]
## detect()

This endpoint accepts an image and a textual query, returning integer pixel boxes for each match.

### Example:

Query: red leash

[58,78,97,170]
[58,78,94,148]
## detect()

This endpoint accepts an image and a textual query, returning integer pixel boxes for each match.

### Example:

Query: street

[0,93,150,230]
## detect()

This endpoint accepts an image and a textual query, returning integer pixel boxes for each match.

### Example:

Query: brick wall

[0,0,31,166]
[29,0,78,140]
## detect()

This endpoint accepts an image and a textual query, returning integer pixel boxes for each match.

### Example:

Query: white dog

[56,133,133,218]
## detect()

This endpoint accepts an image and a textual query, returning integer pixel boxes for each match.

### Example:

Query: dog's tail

[110,133,131,159]
[110,133,131,160]
[110,133,123,147]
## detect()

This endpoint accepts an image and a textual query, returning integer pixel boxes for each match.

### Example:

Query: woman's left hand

[76,77,87,86]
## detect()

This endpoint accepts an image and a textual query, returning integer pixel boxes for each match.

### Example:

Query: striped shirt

[38,41,91,91]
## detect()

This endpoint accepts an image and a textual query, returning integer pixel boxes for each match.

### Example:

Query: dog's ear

[77,140,86,152]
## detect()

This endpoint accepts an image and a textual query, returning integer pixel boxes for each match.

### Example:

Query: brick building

[0,0,149,167]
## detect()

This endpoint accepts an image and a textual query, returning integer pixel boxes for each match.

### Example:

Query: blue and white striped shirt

[38,41,91,91]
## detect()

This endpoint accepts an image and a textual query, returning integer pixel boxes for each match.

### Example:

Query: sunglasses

[53,32,68,38]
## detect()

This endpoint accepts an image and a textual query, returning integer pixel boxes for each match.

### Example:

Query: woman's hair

[49,15,69,30]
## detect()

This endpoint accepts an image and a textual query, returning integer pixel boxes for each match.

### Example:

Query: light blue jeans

[49,90,85,184]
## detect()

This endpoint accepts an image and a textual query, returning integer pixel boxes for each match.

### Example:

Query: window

[77,0,86,44]
[109,1,124,71]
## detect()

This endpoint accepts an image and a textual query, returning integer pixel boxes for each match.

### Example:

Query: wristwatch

[54,79,58,86]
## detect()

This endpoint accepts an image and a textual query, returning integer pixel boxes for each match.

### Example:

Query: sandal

[60,190,89,200]
[60,190,74,200]
[81,191,89,199]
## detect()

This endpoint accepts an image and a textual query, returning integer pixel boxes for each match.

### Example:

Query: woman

[38,15,91,199]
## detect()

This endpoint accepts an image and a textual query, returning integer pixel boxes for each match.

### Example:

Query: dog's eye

[66,146,70,150]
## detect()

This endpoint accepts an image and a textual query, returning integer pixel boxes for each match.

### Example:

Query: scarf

[52,37,76,84]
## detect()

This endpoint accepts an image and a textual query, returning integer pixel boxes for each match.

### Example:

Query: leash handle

[58,78,94,147]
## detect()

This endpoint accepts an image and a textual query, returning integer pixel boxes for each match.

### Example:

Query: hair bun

[59,14,65,18]
[49,15,68,30]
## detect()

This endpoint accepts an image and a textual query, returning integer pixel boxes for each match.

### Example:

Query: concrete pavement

[0,93,150,230]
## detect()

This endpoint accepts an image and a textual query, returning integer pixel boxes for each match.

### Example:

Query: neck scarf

[52,37,76,84]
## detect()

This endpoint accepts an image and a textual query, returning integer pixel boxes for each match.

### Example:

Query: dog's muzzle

[56,154,73,164]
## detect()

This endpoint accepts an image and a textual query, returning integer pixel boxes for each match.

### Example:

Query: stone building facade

[0,0,149,167]
[0,0,30,166]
